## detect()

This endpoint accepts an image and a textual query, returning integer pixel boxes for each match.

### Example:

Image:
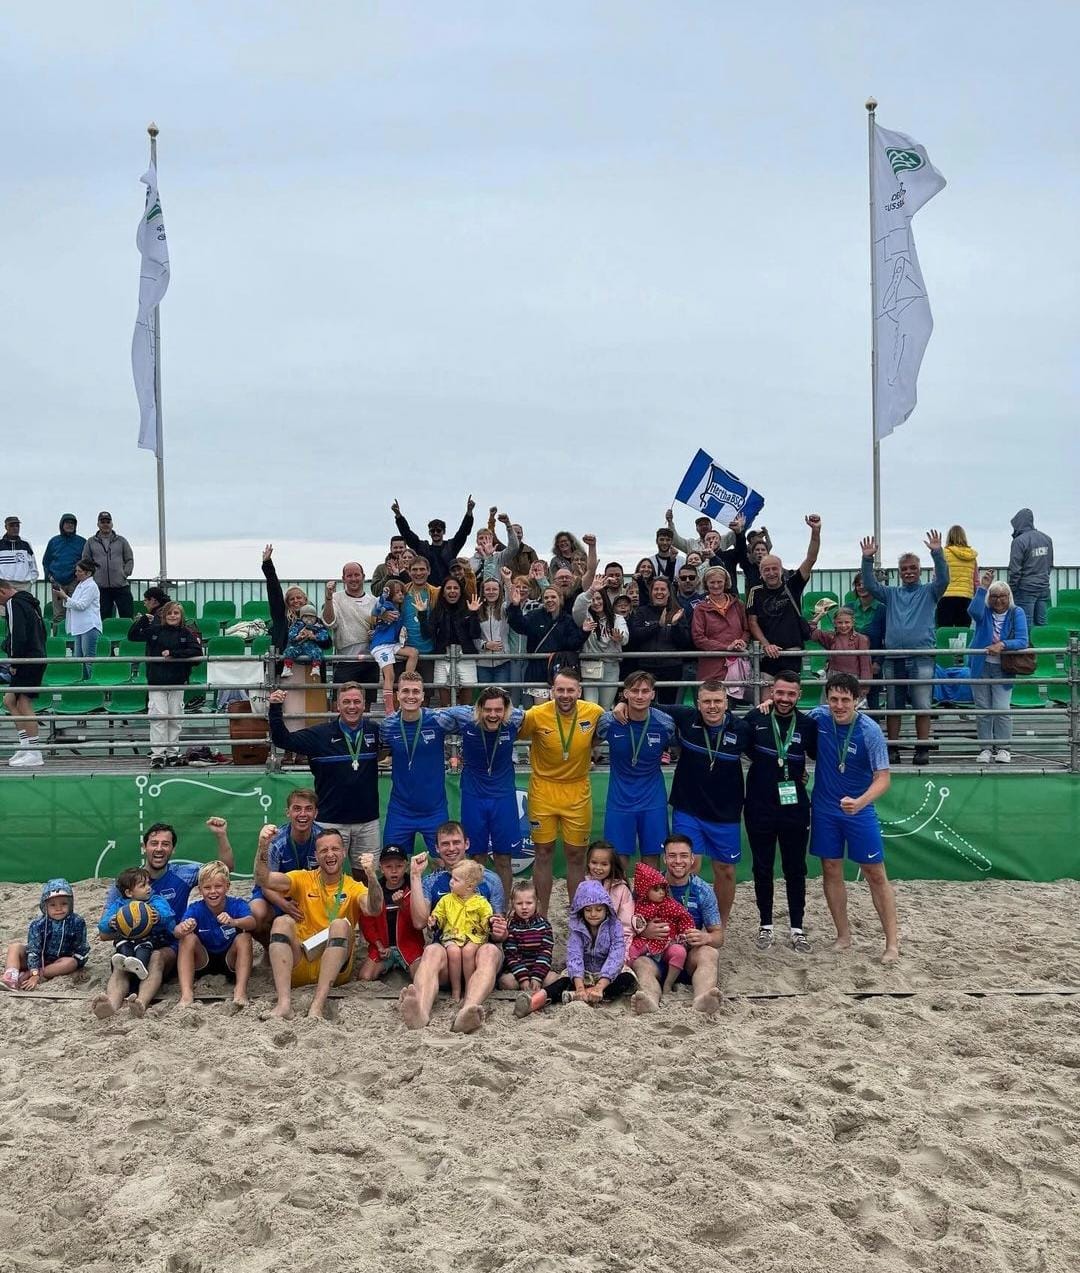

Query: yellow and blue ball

[114,901,158,940]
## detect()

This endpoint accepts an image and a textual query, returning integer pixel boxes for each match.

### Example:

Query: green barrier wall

[1,771,1077,884]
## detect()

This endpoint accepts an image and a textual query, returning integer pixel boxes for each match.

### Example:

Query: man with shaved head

[322,561,377,688]
[746,515,822,682]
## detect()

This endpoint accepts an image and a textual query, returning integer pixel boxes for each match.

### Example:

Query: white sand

[1,876,1079,1273]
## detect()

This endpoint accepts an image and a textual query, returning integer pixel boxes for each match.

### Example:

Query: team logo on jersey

[579,721,593,733]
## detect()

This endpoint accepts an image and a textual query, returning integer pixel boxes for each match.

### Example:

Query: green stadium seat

[802,590,839,618]
[250,635,272,657]
[207,636,247,659]
[1011,650,1058,708]
[199,600,237,634]
[1055,588,1080,610]
[88,660,135,689]
[49,686,105,715]
[1032,627,1070,705]
[105,688,148,716]
[935,627,970,665]
[241,599,271,623]
[42,638,81,688]
[1047,606,1080,631]
[102,617,134,643]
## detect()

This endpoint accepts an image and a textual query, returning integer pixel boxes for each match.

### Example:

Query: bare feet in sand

[693,987,722,1014]
[451,1004,484,1034]
[90,995,115,1019]
[227,997,249,1015]
[831,935,853,953]
[881,946,901,965]
[127,996,146,1019]
[398,985,426,1030]
[176,998,195,1011]
[270,1003,294,1020]
[631,990,659,1015]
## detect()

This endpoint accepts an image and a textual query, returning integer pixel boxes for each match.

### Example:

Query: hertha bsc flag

[132,166,170,455]
[674,450,764,527]
[872,124,945,440]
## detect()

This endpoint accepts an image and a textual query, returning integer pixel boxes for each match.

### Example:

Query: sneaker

[1,968,21,990]
[976,748,993,764]
[309,667,321,681]
[111,952,128,972]
[9,750,43,768]
[755,926,775,951]
[124,954,150,981]
[994,749,1011,764]
[887,746,901,766]
[7,751,27,767]
[912,747,930,766]
[791,930,812,954]
[150,756,165,770]
[560,990,577,1005]
[166,755,185,767]
[280,665,293,679]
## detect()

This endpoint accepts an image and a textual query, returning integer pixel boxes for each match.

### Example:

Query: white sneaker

[279,666,293,679]
[7,751,27,766]
[976,748,993,764]
[994,749,1011,764]
[9,751,43,768]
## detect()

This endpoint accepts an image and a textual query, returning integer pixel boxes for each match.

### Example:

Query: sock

[17,731,29,746]
[760,923,774,932]
[790,927,804,935]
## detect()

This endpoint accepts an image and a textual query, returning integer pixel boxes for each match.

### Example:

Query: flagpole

[148,121,168,583]
[866,97,881,567]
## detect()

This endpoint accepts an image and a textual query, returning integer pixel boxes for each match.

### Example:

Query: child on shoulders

[2,879,89,991]
[428,859,492,1001]
[370,580,419,714]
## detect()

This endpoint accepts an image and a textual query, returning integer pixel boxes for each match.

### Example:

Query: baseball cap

[379,845,408,862]
[4,515,19,525]
[97,511,113,520]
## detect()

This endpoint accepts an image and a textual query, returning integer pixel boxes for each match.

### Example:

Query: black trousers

[99,586,134,619]
[746,822,809,929]
[544,970,637,1004]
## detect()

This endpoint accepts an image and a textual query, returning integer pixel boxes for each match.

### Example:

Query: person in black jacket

[391,495,475,587]
[419,576,483,706]
[507,585,587,699]
[627,577,692,705]
[128,601,202,769]
[1,580,47,767]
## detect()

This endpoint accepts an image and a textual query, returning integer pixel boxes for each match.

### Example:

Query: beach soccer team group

[3,657,899,1029]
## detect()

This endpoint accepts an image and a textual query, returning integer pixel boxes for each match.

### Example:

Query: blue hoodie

[861,549,949,650]
[26,879,90,971]
[565,880,626,982]
[41,515,86,586]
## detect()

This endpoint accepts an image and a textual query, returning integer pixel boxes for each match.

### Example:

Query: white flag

[132,166,170,455]
[872,124,945,440]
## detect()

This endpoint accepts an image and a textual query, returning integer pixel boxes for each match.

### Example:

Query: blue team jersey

[597,708,674,809]
[436,705,523,798]
[180,897,252,953]
[807,708,890,811]
[268,821,325,873]
[380,710,454,814]
[667,875,721,930]
[103,862,199,920]
[423,868,506,916]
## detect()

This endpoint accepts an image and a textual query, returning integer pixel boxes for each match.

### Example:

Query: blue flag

[674,450,764,528]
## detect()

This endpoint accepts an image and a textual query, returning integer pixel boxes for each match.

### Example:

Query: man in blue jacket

[42,514,86,628]
[860,531,949,766]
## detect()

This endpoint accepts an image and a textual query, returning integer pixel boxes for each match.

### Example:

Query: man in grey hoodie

[860,531,949,767]
[1008,509,1054,628]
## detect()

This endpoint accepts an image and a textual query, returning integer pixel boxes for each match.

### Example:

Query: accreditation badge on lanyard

[770,712,799,805]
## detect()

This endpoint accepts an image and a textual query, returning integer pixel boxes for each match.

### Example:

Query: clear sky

[2,2,1077,581]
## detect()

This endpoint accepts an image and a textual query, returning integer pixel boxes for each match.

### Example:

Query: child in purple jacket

[513,879,637,1015]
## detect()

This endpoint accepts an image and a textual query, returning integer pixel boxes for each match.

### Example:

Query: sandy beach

[1,876,1078,1273]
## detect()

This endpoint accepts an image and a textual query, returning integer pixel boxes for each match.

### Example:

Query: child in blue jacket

[2,879,90,991]
[98,867,176,982]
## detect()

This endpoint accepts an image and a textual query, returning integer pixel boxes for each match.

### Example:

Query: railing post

[749,640,762,706]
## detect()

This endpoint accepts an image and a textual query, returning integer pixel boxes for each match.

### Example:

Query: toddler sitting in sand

[428,859,493,1001]
[2,878,90,991]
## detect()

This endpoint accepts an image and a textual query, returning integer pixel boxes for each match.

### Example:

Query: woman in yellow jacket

[936,526,979,626]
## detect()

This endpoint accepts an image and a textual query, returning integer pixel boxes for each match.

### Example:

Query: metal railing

[1,637,1077,771]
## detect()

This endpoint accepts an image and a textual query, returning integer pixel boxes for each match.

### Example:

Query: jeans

[1012,591,1049,628]
[477,661,511,685]
[972,661,1013,743]
[884,654,936,713]
[73,628,101,678]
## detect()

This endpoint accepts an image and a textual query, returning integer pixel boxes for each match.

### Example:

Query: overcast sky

[2,2,1077,582]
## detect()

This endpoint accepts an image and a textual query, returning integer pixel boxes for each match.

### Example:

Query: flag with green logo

[132,166,170,455]
[871,124,945,440]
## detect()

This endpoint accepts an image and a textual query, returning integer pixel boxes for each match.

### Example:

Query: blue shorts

[640,951,692,987]
[604,804,669,860]
[671,810,742,864]
[382,804,448,856]
[810,810,885,865]
[461,793,522,859]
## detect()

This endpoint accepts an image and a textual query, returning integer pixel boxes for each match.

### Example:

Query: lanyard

[402,715,424,770]
[833,716,859,773]
[320,874,347,924]
[555,706,578,761]
[481,725,500,776]
[769,712,796,781]
[700,713,726,772]
[342,723,364,772]
[628,717,650,767]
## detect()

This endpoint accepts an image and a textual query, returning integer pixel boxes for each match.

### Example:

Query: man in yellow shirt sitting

[518,670,603,914]
[253,824,383,1020]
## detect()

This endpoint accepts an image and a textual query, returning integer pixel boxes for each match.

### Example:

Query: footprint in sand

[584,1104,630,1133]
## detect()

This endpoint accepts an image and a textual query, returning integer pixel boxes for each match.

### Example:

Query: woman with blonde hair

[690,567,750,688]
[936,525,979,626]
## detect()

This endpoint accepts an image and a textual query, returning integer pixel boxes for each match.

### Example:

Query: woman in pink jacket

[691,566,749,682]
